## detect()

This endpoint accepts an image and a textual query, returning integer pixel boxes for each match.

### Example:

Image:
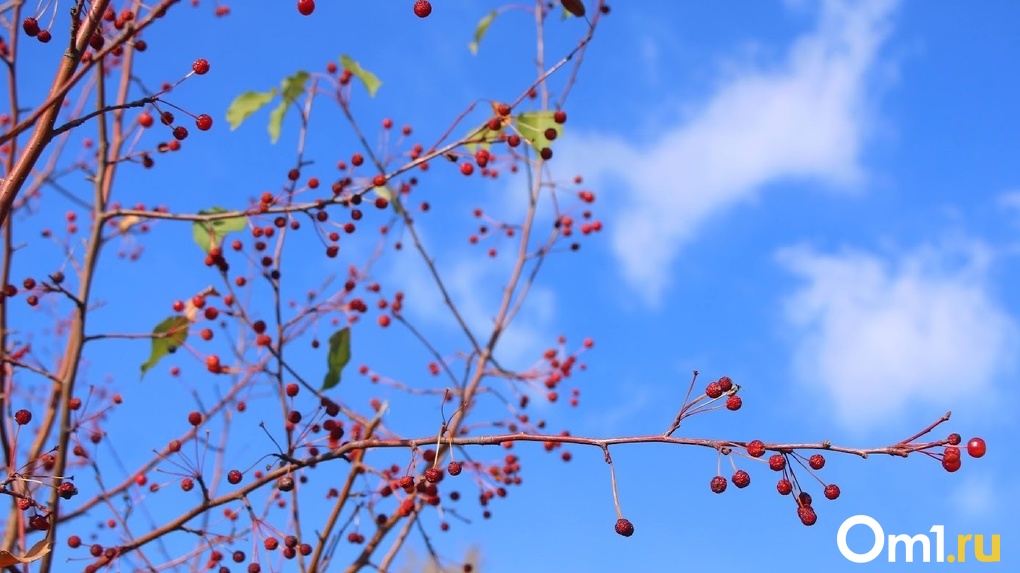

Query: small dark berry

[614,518,634,537]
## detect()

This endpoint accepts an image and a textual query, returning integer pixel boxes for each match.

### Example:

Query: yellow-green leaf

[514,111,563,147]
[281,70,310,102]
[140,316,189,379]
[268,100,287,144]
[192,207,247,253]
[469,10,498,55]
[340,55,382,97]
[322,327,351,390]
[226,89,277,130]
[464,123,505,153]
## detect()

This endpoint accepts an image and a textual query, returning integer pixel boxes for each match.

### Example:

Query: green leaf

[280,70,310,102]
[340,55,382,97]
[464,123,505,153]
[192,207,248,253]
[372,185,403,215]
[140,316,190,379]
[263,71,310,143]
[514,111,563,147]
[468,10,498,55]
[268,100,288,144]
[226,89,277,130]
[322,327,351,390]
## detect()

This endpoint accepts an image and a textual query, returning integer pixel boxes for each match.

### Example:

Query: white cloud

[560,0,896,305]
[777,241,1018,429]
[998,190,1020,224]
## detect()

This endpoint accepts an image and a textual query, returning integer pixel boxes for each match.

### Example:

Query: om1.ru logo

[837,515,1000,563]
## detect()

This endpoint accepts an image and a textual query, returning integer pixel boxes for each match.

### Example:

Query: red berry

[14,409,31,425]
[448,461,462,476]
[36,30,51,43]
[29,514,50,531]
[192,58,210,75]
[58,481,78,499]
[425,468,441,483]
[746,440,766,458]
[285,383,299,397]
[67,535,82,548]
[942,456,962,472]
[797,505,817,526]
[967,437,986,458]
[187,411,202,426]
[22,18,40,37]
[138,112,154,128]
[181,477,194,491]
[776,478,793,495]
[943,445,961,461]
[553,110,567,124]
[195,114,213,131]
[732,470,750,488]
[710,475,727,493]
[768,454,786,471]
[413,0,432,18]
[824,484,841,500]
[947,433,962,445]
[297,0,315,15]
[460,162,474,176]
[717,376,733,392]
[808,454,825,470]
[496,103,511,117]
[614,518,634,537]
[799,491,813,506]
[227,470,242,484]
[561,0,586,17]
[173,126,188,140]
[705,381,722,398]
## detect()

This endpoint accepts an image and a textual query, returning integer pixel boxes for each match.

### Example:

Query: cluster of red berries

[261,536,312,560]
[941,433,986,472]
[21,18,52,43]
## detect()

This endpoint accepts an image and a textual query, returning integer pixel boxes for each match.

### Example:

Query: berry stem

[603,446,624,520]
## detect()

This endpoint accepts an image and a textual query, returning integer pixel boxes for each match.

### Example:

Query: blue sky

[8,0,1020,571]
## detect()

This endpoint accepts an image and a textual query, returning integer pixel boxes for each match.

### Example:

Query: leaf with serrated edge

[226,89,277,130]
[340,55,382,97]
[281,71,310,102]
[140,316,189,378]
[322,327,351,390]
[514,111,563,146]
[192,207,247,253]
[469,10,498,55]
